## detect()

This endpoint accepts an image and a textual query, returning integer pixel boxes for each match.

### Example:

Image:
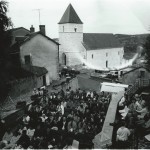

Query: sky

[7,0,150,38]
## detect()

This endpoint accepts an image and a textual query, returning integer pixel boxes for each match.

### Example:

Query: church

[58,4,124,69]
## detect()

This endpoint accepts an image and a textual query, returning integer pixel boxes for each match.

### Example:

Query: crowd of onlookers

[0,87,111,149]
[114,93,150,149]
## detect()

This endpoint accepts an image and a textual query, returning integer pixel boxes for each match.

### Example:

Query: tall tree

[143,35,150,68]
[0,0,13,99]
[0,0,12,60]
[0,0,12,33]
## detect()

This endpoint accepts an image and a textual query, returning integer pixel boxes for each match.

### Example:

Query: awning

[100,82,128,93]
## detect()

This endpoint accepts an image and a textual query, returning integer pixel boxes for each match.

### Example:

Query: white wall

[86,47,124,69]
[59,23,83,33]
[20,34,59,85]
[59,23,84,66]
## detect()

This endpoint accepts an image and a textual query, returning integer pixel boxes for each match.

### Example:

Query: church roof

[58,4,83,24]
[83,33,122,50]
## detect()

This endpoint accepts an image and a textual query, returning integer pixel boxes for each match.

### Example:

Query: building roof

[22,65,48,77]
[83,33,122,50]
[53,38,59,43]
[22,32,60,46]
[123,65,150,75]
[9,32,60,54]
[8,27,30,33]
[58,4,83,24]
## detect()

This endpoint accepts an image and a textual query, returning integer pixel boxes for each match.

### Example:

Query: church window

[106,53,108,57]
[106,61,108,68]
[92,54,93,59]
[74,28,77,32]
[63,26,64,32]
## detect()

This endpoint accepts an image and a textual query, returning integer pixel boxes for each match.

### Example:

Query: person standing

[116,121,130,149]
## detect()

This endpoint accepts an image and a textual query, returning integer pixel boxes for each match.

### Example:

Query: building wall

[9,76,35,98]
[8,75,45,99]
[86,47,124,69]
[20,34,59,85]
[59,23,85,66]
[11,28,30,45]
[122,68,150,85]
[36,75,46,88]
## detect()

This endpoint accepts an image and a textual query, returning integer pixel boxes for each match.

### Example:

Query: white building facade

[58,4,124,69]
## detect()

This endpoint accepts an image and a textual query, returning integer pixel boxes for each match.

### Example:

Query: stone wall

[8,76,42,98]
[122,67,150,85]
[20,34,59,85]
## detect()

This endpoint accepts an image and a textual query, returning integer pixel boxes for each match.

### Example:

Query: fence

[126,78,150,98]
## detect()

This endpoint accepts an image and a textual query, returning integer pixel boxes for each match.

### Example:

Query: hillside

[115,34,149,59]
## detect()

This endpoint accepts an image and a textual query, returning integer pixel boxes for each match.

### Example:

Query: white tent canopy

[100,82,128,93]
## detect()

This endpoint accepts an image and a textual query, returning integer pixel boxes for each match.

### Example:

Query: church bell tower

[58,4,84,66]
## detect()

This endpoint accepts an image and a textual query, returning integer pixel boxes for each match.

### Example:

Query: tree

[143,35,150,67]
[0,0,12,33]
[0,0,12,59]
[0,0,13,99]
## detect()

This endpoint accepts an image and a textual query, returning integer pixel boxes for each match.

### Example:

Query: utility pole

[33,9,41,25]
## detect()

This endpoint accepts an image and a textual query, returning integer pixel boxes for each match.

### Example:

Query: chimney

[39,25,46,35]
[30,25,35,33]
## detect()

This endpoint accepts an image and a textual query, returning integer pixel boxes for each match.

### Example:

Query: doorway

[43,75,46,86]
[106,61,108,68]
[62,53,67,65]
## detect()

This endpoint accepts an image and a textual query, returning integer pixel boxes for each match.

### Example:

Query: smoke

[77,52,139,71]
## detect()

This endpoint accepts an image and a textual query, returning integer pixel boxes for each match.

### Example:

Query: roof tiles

[83,33,122,50]
[58,4,83,24]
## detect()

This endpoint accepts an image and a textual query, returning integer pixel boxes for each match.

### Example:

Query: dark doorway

[43,75,46,86]
[106,61,108,68]
[62,53,67,65]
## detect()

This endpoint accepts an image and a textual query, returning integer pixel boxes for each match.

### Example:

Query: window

[63,26,64,32]
[140,71,145,78]
[74,28,77,32]
[92,54,93,59]
[106,61,108,68]
[106,53,108,57]
[24,55,32,65]
[118,51,120,55]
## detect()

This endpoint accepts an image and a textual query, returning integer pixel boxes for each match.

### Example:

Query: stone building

[9,26,59,85]
[58,4,124,69]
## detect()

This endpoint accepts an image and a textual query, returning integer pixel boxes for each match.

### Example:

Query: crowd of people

[1,87,111,149]
[114,93,150,149]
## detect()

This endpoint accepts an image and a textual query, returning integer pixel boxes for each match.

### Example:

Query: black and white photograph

[0,0,150,149]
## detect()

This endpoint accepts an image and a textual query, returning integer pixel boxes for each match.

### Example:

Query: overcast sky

[7,0,150,38]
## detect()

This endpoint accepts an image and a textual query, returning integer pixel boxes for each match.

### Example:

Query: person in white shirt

[40,114,48,122]
[61,101,64,115]
[26,126,35,139]
[116,121,130,148]
[136,103,148,119]
[119,96,125,107]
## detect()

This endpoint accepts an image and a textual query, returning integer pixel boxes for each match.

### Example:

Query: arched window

[92,54,93,59]
[74,28,77,32]
[63,26,64,32]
